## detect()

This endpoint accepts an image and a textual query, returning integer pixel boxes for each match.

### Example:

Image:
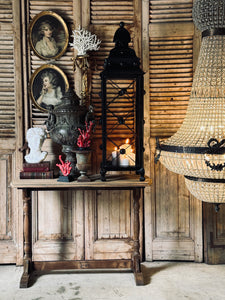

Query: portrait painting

[29,11,69,60]
[29,64,69,112]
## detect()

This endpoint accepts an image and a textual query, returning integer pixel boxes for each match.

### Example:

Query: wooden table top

[11,174,152,189]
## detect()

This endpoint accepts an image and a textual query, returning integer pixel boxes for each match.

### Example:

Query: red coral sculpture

[56,155,72,176]
[77,121,94,149]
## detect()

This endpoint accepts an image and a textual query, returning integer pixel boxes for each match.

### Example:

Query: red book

[20,171,53,179]
[23,161,50,172]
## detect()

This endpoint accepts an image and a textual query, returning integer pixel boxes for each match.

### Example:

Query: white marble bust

[25,127,48,163]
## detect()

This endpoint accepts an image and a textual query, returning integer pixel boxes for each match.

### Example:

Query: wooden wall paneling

[32,190,85,261]
[0,0,24,264]
[147,139,202,261]
[90,0,134,25]
[13,0,25,265]
[192,194,202,262]
[84,190,95,260]
[203,204,225,264]
[149,28,193,137]
[0,154,17,263]
[146,0,202,262]
[85,189,136,260]
[148,138,202,261]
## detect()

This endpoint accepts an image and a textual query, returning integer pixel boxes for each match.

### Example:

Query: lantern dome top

[192,0,225,32]
[102,22,143,75]
[113,22,131,48]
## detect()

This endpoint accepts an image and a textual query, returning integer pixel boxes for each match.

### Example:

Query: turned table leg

[20,189,33,288]
[132,188,144,285]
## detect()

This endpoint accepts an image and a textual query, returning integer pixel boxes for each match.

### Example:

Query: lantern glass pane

[104,79,137,168]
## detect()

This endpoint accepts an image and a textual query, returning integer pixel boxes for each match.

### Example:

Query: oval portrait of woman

[29,64,69,112]
[29,11,69,60]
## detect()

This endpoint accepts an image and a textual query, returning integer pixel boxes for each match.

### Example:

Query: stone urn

[45,88,94,178]
[75,149,92,182]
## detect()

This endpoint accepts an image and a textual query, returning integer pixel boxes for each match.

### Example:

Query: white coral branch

[70,27,101,56]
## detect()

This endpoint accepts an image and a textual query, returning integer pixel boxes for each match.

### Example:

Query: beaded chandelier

[156,0,225,204]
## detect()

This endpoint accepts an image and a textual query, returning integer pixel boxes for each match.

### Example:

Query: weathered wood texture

[32,188,137,261]
[1,0,220,265]
[143,0,203,262]
[145,138,202,261]
[0,154,17,262]
[0,0,24,264]
[203,203,225,264]
[149,35,193,137]
[0,1,15,139]
[150,0,193,23]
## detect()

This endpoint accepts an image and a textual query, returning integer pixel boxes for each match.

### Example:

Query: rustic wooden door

[143,0,203,262]
[204,203,225,264]
[0,1,24,264]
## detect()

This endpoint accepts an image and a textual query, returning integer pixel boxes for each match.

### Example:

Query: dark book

[23,161,50,172]
[20,170,53,179]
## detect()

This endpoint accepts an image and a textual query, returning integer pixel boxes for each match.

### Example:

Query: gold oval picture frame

[29,11,69,60]
[29,64,69,112]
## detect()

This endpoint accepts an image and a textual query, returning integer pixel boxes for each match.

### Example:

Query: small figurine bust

[25,127,48,163]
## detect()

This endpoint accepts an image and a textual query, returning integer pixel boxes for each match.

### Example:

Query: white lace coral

[70,27,101,56]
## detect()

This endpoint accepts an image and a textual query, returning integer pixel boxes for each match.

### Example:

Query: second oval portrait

[29,64,69,112]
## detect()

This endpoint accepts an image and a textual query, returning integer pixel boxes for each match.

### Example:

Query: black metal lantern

[100,22,145,181]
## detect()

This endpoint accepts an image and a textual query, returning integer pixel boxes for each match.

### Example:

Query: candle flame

[125,139,130,144]
[114,147,118,151]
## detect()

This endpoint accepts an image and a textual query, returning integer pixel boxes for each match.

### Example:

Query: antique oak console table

[11,175,151,288]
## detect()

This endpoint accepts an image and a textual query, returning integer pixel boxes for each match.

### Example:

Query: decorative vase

[45,88,94,178]
[75,149,92,182]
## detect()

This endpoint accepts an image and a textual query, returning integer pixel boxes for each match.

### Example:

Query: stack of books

[20,161,53,179]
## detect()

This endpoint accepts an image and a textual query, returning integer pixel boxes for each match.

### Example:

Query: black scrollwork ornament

[204,138,225,171]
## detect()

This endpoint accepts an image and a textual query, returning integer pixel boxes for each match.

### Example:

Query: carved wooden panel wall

[32,189,138,262]
[0,0,23,263]
[204,204,225,264]
[2,0,225,265]
[0,154,17,262]
[146,139,202,261]
[0,1,16,139]
[144,0,203,262]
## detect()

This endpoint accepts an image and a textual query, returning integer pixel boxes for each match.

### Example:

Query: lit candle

[112,147,119,166]
[119,156,130,167]
[127,148,135,166]
[119,139,131,167]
